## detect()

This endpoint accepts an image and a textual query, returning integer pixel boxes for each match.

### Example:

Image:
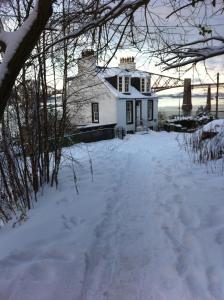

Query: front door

[135,100,142,127]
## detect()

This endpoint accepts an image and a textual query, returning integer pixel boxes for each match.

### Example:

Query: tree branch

[0,0,53,120]
[37,0,149,55]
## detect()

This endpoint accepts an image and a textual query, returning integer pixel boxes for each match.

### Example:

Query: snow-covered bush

[181,120,224,171]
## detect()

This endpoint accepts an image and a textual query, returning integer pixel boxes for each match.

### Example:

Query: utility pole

[206,85,211,112]
[182,78,192,115]
[216,73,219,119]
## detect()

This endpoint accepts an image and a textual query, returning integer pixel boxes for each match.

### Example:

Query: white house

[67,50,158,133]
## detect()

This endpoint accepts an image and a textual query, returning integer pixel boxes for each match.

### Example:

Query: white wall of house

[68,71,117,127]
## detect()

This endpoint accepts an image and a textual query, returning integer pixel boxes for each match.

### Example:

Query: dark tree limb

[0,0,53,121]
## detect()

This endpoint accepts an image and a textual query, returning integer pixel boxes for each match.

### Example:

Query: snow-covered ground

[0,131,224,300]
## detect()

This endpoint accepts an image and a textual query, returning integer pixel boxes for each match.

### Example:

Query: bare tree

[0,0,151,121]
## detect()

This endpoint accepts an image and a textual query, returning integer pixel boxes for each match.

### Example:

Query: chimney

[118,56,136,71]
[78,49,96,74]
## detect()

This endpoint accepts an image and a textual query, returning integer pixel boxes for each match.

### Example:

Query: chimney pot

[118,56,136,71]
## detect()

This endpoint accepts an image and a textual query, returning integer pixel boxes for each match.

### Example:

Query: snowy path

[0,132,224,300]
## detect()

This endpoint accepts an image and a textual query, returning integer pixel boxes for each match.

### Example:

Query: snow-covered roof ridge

[97,66,150,78]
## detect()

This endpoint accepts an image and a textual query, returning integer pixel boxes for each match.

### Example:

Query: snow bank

[197,119,224,160]
[202,119,224,133]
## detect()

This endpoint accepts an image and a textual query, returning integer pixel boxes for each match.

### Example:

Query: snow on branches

[159,0,224,69]
[0,0,53,120]
[161,36,224,70]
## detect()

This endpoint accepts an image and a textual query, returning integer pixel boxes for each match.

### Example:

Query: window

[141,78,145,92]
[124,77,130,92]
[148,100,153,121]
[118,76,130,93]
[126,101,133,124]
[91,102,99,123]
[118,77,123,92]
[146,77,151,92]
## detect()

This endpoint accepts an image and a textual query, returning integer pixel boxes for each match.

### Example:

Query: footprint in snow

[27,261,54,282]
[176,253,190,276]
[179,206,200,229]
[203,207,224,229]
[207,266,224,299]
[215,227,224,245]
[172,183,180,190]
[173,193,182,204]
[61,214,85,230]
[56,196,69,205]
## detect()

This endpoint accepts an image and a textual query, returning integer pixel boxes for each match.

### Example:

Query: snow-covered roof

[98,73,157,100]
[68,65,156,99]
[97,66,150,78]
[96,66,156,99]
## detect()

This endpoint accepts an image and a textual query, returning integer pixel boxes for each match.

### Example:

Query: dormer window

[117,76,130,93]
[140,76,151,93]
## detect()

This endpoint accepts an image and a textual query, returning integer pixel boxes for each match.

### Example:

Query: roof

[97,66,156,100]
[97,66,150,78]
[99,75,156,99]
[68,65,157,100]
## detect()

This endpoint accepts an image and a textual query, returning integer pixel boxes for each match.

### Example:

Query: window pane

[124,77,129,92]
[146,77,150,92]
[92,103,99,122]
[148,100,153,120]
[118,77,123,92]
[126,101,133,124]
[141,78,145,92]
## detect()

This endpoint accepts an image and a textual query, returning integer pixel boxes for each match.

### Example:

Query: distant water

[158,94,224,119]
